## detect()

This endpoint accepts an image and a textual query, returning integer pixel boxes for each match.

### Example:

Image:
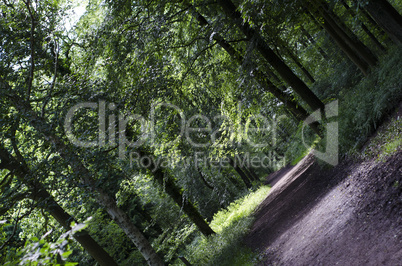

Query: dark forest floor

[244,118,402,265]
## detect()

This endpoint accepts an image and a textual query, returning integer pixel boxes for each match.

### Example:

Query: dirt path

[245,150,402,265]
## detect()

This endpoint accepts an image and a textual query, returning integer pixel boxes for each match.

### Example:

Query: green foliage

[85,210,144,265]
[209,186,270,233]
[175,186,270,265]
[283,45,402,166]
[4,219,91,266]
[283,124,319,166]
[0,220,21,263]
[381,138,402,157]
[337,45,402,153]
[358,109,402,161]
[1,0,402,264]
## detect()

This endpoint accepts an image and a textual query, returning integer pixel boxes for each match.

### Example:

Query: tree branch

[0,205,33,251]
[23,0,36,101]
[41,41,59,118]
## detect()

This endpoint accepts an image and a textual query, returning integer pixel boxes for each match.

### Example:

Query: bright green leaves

[11,219,91,266]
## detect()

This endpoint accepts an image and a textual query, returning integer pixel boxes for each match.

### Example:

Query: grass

[174,186,270,266]
[358,112,402,161]
[173,44,402,266]
[382,138,402,156]
[285,45,402,166]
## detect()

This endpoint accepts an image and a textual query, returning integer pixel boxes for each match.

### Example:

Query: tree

[339,0,386,52]
[361,0,402,45]
[0,145,118,266]
[188,4,322,136]
[216,0,325,112]
[311,0,378,67]
[135,149,215,236]
[10,96,164,266]
[0,1,164,263]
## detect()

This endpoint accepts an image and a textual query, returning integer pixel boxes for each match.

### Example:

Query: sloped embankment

[245,149,402,265]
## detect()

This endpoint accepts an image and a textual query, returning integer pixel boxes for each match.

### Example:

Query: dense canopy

[1,0,401,265]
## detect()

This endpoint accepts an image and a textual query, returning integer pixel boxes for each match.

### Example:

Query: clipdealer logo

[64,100,338,167]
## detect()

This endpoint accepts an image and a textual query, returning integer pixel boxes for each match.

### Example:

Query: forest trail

[245,147,402,265]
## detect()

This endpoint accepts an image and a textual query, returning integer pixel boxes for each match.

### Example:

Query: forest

[0,0,401,265]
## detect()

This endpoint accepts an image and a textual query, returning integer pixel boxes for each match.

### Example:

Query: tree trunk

[12,99,165,266]
[216,0,325,113]
[152,168,215,236]
[228,158,252,188]
[37,191,119,266]
[363,0,402,45]
[96,190,165,265]
[0,147,118,266]
[313,0,378,67]
[300,26,329,60]
[280,43,316,83]
[358,4,390,39]
[339,0,386,52]
[307,10,370,75]
[190,6,323,136]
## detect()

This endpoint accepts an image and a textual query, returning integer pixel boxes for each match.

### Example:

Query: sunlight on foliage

[359,112,402,161]
[175,186,270,265]
[3,218,91,266]
[210,186,270,233]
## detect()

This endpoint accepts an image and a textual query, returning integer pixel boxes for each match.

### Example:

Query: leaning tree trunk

[189,5,323,136]
[12,98,165,266]
[152,168,215,236]
[306,10,370,75]
[216,0,325,113]
[0,147,118,266]
[339,0,386,52]
[278,41,316,83]
[313,0,378,67]
[300,26,329,60]
[36,190,119,266]
[358,3,390,40]
[362,0,402,45]
[228,158,252,188]
[136,149,215,236]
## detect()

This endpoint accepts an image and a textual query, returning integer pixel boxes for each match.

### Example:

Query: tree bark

[339,0,386,52]
[228,158,252,188]
[0,147,118,266]
[358,3,389,39]
[11,98,165,266]
[190,6,323,136]
[363,0,402,45]
[280,42,316,83]
[306,10,370,75]
[152,168,215,236]
[300,26,329,60]
[312,0,378,67]
[216,0,325,113]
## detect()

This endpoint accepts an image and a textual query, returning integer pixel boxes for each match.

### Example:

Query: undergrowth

[174,45,402,266]
[338,46,402,154]
[358,109,402,161]
[285,45,402,165]
[174,186,270,265]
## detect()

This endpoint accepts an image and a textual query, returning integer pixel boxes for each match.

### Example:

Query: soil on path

[245,150,402,265]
